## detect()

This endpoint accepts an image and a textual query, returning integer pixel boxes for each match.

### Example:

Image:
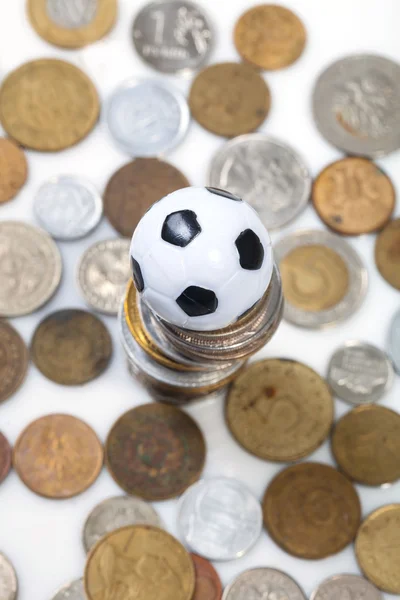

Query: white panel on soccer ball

[140,239,187,297]
[181,234,239,290]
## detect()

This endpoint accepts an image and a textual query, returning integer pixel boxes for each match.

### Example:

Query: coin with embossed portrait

[51,579,85,600]
[223,568,306,600]
[310,574,382,600]
[0,321,29,404]
[375,217,400,290]
[0,138,28,205]
[0,552,18,600]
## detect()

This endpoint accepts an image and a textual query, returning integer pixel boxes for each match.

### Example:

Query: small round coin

[51,578,84,600]
[0,320,29,404]
[191,554,222,600]
[388,308,400,374]
[375,218,400,290]
[189,62,270,137]
[0,431,12,485]
[31,309,112,385]
[222,568,306,600]
[310,574,382,600]
[0,552,18,600]
[262,462,361,559]
[13,414,103,499]
[0,138,28,204]
[84,525,195,600]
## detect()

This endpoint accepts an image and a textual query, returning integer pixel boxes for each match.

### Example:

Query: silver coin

[274,229,368,328]
[46,0,97,29]
[209,134,311,229]
[132,0,213,74]
[77,239,131,315]
[388,309,400,374]
[310,574,382,600]
[83,495,163,552]
[34,175,103,241]
[0,553,17,600]
[105,78,190,156]
[177,477,262,560]
[328,340,394,405]
[223,568,306,600]
[51,578,84,600]
[313,54,400,157]
[0,221,62,317]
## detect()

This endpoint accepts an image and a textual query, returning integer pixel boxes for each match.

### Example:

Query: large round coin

[310,574,382,600]
[0,552,18,600]
[388,308,400,374]
[51,579,84,600]
[375,218,400,290]
[0,321,29,404]
[223,568,306,600]
[0,431,12,486]
[0,138,28,204]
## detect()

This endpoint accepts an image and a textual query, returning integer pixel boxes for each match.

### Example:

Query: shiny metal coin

[33,175,103,240]
[388,309,400,374]
[310,574,382,600]
[0,552,18,600]
[209,134,311,229]
[51,579,84,600]
[223,568,306,600]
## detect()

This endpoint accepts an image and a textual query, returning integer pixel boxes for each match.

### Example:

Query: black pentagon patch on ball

[161,210,201,247]
[235,229,264,270]
[176,286,218,317]
[131,257,145,292]
[206,187,242,201]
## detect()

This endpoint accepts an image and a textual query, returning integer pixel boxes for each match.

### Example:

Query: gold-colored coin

[84,525,195,600]
[375,218,400,290]
[355,504,400,594]
[0,59,99,151]
[27,0,117,49]
[0,138,28,204]
[226,358,334,461]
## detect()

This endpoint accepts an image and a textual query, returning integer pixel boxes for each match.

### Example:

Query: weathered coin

[262,462,361,559]
[388,308,400,374]
[13,414,103,499]
[327,341,394,405]
[375,218,400,290]
[178,477,262,560]
[0,138,28,204]
[234,4,306,71]
[189,62,270,137]
[313,54,400,158]
[51,579,84,600]
[0,552,17,600]
[0,221,62,317]
[226,358,334,462]
[275,229,368,328]
[34,175,103,240]
[222,568,306,600]
[0,431,12,485]
[132,0,213,74]
[104,158,189,237]
[310,574,382,600]
[0,320,29,404]
[31,309,112,385]
[191,554,222,600]
[208,134,311,229]
[0,59,99,151]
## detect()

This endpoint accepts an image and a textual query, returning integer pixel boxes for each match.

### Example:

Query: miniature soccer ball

[130,187,273,331]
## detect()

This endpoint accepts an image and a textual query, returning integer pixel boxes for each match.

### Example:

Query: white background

[0,1,399,598]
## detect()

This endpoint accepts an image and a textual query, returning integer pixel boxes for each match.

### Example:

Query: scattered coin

[262,462,361,559]
[0,320,29,404]
[0,59,99,151]
[0,431,12,485]
[0,221,62,317]
[191,554,222,600]
[84,525,195,600]
[310,574,382,600]
[0,138,28,204]
[388,308,400,374]
[31,309,112,385]
[13,414,103,499]
[222,568,306,600]
[375,217,400,290]
[0,552,18,600]
[178,477,262,560]
[189,62,270,137]
[51,578,85,600]
[104,158,189,237]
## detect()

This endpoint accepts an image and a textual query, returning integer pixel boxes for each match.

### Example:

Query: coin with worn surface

[85,525,195,600]
[189,62,270,137]
[31,309,112,385]
[375,218,400,290]
[0,59,99,151]
[222,568,306,600]
[0,432,12,485]
[0,320,29,404]
[311,574,382,600]
[104,158,189,237]
[178,477,262,560]
[0,221,62,317]
[388,308,400,374]
[51,579,84,600]
[191,554,222,600]
[0,552,17,600]
[262,462,361,559]
[13,414,103,499]
[0,138,28,204]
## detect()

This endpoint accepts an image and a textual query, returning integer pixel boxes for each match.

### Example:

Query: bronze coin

[189,62,270,137]
[0,320,29,404]
[226,358,334,462]
[234,4,306,70]
[332,404,400,486]
[0,138,28,204]
[375,218,400,290]
[312,158,395,235]
[262,462,361,559]
[104,158,190,237]
[0,431,12,485]
[0,59,99,151]
[105,404,206,501]
[31,309,112,385]
[191,554,222,600]
[13,414,103,498]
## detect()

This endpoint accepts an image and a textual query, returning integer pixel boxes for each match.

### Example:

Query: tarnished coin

[375,218,400,290]
[234,5,306,70]
[132,0,213,74]
[13,414,103,499]
[0,320,29,404]
[104,158,189,237]
[311,574,382,600]
[388,308,400,374]
[222,568,306,600]
[51,579,84,600]
[262,462,361,559]
[0,552,18,600]
[328,341,394,405]
[208,134,311,229]
[0,59,99,151]
[189,62,270,137]
[0,138,28,204]
[0,221,62,317]
[31,309,112,385]
[0,432,12,485]
[178,477,262,560]
[191,554,222,600]
[313,54,400,157]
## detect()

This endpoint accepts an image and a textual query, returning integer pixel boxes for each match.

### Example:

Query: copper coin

[0,138,28,204]
[312,158,395,235]
[191,554,222,600]
[31,309,112,385]
[104,158,190,237]
[0,320,29,404]
[0,431,12,485]
[226,359,334,462]
[105,404,206,501]
[234,4,306,70]
[262,462,361,559]
[332,404,400,486]
[189,62,270,137]
[375,218,400,290]
[13,414,103,498]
